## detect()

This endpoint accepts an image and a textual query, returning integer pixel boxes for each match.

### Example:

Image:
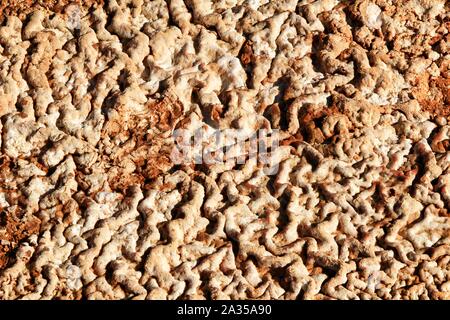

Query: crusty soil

[0,0,448,300]
[413,61,450,118]
[0,0,103,23]
[0,211,40,269]
[0,155,40,269]
[0,0,105,269]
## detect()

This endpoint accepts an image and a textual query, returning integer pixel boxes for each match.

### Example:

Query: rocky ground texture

[0,0,449,299]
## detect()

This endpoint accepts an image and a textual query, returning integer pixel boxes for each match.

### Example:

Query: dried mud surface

[0,0,449,300]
